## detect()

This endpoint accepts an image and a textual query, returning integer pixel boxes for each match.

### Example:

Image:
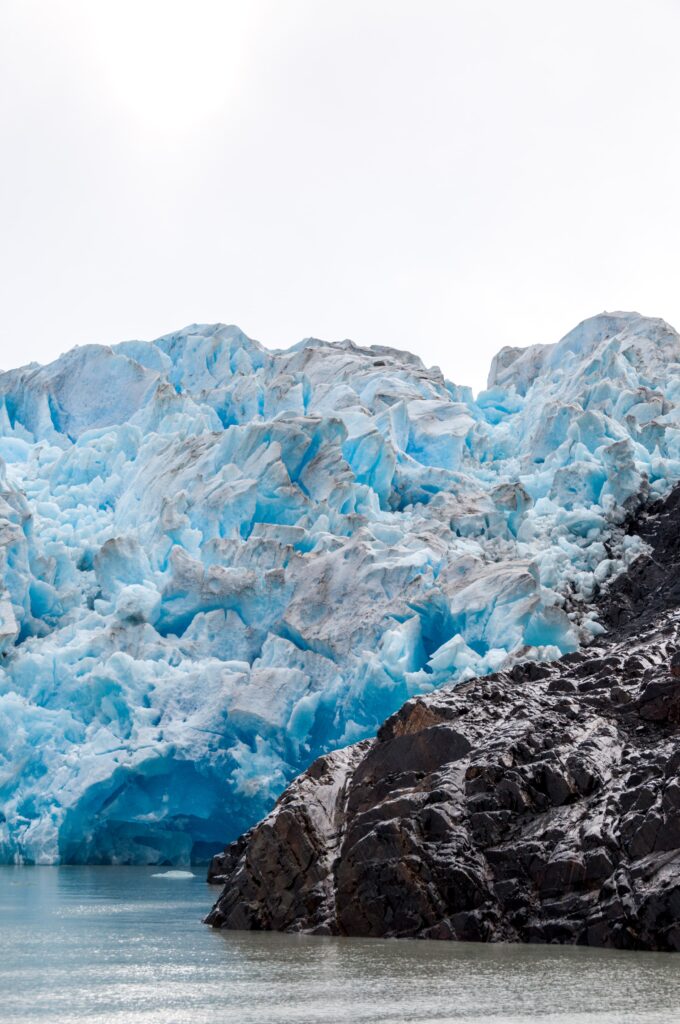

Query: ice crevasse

[0,310,678,864]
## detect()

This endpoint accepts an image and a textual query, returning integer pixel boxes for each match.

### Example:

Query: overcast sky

[1,1,679,393]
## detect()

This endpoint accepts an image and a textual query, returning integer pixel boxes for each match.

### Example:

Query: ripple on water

[1,866,680,1024]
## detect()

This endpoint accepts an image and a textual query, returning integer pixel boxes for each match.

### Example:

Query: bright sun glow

[76,1,260,133]
[2,0,680,389]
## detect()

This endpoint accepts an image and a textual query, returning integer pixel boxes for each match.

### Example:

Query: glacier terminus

[0,311,678,865]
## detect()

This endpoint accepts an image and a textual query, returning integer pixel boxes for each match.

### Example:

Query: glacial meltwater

[2,867,680,1024]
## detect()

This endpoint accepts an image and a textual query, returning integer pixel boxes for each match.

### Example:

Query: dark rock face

[206,488,680,949]
[601,486,680,630]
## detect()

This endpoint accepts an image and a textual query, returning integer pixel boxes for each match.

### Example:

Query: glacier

[1,309,679,865]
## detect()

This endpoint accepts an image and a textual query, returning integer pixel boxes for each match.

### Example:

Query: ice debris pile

[1,310,679,865]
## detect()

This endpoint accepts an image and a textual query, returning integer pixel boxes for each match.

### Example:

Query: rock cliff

[206,485,680,950]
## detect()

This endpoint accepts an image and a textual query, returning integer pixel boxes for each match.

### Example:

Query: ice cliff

[1,310,679,865]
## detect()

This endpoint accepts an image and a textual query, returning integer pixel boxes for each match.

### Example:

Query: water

[2,867,680,1024]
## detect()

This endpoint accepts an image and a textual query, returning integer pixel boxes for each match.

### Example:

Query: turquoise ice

[0,312,677,864]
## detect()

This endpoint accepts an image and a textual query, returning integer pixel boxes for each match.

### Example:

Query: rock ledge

[206,488,680,950]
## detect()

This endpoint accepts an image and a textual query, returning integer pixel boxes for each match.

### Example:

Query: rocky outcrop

[205,485,680,950]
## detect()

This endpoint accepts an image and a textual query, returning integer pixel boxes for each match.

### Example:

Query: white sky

[1,0,679,394]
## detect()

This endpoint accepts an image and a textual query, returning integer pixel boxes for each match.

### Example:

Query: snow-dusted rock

[0,312,678,864]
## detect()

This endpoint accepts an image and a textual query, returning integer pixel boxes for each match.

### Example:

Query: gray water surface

[2,866,680,1024]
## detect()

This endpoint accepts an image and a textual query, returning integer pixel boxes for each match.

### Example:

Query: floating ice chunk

[151,870,195,879]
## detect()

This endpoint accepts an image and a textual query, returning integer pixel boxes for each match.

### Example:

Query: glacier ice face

[0,312,678,864]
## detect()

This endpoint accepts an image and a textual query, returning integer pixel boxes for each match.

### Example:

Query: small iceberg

[151,870,196,879]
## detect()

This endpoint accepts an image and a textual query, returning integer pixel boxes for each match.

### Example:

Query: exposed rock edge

[206,485,680,950]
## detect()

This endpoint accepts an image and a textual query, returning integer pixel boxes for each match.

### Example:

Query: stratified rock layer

[206,486,680,950]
